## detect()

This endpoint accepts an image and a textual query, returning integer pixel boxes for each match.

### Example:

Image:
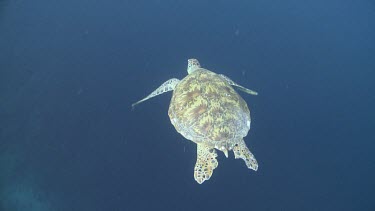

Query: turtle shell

[168,69,251,150]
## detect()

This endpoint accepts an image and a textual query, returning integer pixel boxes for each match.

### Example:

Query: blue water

[1,0,374,210]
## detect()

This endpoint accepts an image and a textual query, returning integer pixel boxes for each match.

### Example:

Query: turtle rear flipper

[132,78,180,109]
[233,139,258,171]
[194,144,218,184]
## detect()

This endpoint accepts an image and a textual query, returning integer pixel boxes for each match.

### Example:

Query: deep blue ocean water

[1,0,375,210]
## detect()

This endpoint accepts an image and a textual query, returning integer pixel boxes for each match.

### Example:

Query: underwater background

[1,0,375,210]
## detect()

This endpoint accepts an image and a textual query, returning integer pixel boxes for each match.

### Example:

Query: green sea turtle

[132,59,258,184]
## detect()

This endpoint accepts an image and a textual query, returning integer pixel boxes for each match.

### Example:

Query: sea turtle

[132,59,258,184]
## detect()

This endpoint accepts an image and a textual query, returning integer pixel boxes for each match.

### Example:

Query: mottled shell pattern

[168,68,251,152]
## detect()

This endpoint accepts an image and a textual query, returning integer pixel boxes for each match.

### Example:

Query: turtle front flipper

[194,144,218,184]
[132,78,180,109]
[219,74,258,95]
[233,139,258,171]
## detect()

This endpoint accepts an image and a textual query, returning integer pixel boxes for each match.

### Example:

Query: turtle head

[187,58,201,74]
